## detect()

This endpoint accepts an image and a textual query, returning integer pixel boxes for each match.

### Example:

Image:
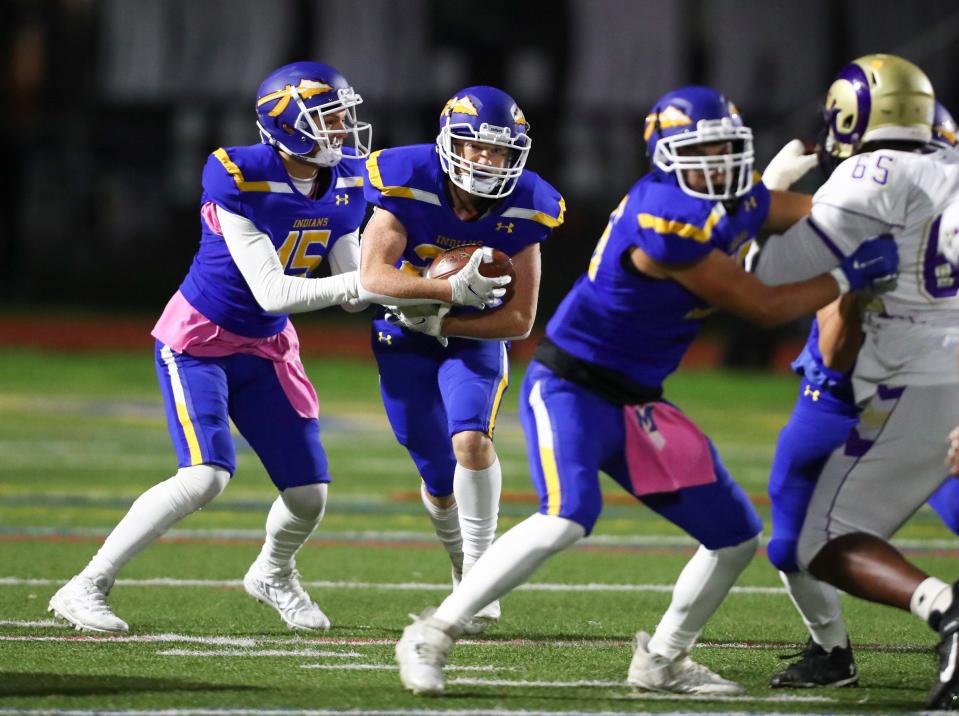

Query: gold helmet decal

[823,53,934,159]
[643,105,693,141]
[440,95,480,119]
[257,79,334,117]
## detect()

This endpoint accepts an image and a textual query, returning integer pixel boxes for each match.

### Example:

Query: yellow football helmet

[821,53,934,160]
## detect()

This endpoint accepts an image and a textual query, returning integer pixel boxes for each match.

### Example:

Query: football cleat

[48,574,129,633]
[452,566,501,635]
[243,562,330,631]
[927,581,959,709]
[627,631,744,695]
[396,609,456,695]
[769,638,858,688]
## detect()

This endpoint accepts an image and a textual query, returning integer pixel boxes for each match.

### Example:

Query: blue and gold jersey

[547,172,770,389]
[179,143,367,338]
[362,144,564,274]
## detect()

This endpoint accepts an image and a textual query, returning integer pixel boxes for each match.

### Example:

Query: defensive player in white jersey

[752,54,959,709]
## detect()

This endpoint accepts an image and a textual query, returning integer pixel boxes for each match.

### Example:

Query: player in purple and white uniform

[393,85,899,696]
[359,86,563,634]
[750,55,959,709]
[762,101,959,689]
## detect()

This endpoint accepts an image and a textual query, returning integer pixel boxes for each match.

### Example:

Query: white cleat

[396,609,455,695]
[627,630,744,695]
[48,575,129,633]
[243,562,330,631]
[452,566,501,635]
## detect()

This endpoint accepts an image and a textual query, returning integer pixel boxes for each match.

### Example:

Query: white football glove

[385,304,451,347]
[946,425,959,474]
[446,248,511,309]
[762,139,819,191]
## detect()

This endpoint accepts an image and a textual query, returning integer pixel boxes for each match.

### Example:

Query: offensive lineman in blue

[763,101,959,689]
[359,86,564,633]
[394,86,900,696]
[47,62,380,633]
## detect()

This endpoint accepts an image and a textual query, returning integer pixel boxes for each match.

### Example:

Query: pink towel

[623,402,716,496]
[152,291,319,420]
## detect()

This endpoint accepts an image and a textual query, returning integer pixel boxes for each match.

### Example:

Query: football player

[393,85,899,696]
[764,100,959,690]
[46,62,498,634]
[358,86,563,634]
[746,54,959,710]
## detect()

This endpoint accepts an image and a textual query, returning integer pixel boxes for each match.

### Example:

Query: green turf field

[0,347,954,715]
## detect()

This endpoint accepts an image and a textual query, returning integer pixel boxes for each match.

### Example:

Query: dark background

[4,0,959,364]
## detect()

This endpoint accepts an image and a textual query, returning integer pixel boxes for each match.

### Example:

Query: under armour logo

[335,194,349,205]
[377,331,392,345]
[742,196,758,211]
[496,222,514,233]
[804,385,821,401]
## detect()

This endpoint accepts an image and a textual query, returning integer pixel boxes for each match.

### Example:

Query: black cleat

[769,638,858,688]
[926,581,959,709]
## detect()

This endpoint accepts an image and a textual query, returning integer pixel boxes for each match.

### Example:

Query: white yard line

[5,525,955,551]
[0,576,784,595]
[0,619,61,627]
[156,648,361,657]
[300,664,504,672]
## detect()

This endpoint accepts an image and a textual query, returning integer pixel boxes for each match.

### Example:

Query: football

[425,244,516,303]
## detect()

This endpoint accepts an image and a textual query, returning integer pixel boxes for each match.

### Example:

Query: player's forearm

[357,263,452,306]
[816,296,863,372]
[441,305,534,340]
[218,206,360,313]
[739,274,840,327]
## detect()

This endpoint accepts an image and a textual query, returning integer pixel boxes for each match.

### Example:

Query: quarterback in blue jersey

[359,86,563,633]
[394,85,900,696]
[764,101,959,689]
[49,61,376,633]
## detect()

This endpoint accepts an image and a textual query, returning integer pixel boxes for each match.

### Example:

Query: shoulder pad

[500,171,566,229]
[363,145,442,206]
[632,186,720,263]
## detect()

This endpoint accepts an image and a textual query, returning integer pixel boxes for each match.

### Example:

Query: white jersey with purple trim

[758,146,959,397]
[811,147,959,395]
[811,147,959,318]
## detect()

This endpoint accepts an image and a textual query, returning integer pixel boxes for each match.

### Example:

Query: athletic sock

[780,570,849,651]
[253,494,322,575]
[420,482,464,575]
[81,465,229,582]
[648,538,757,660]
[453,457,502,569]
[433,513,584,628]
[911,576,953,627]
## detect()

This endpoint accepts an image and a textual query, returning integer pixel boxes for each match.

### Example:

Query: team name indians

[292,217,329,228]
[434,235,479,249]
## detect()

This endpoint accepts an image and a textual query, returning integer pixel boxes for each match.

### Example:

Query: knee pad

[281,483,328,522]
[170,464,230,517]
[767,537,800,573]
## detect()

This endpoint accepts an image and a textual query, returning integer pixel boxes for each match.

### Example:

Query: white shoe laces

[71,580,116,617]
[259,569,314,612]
